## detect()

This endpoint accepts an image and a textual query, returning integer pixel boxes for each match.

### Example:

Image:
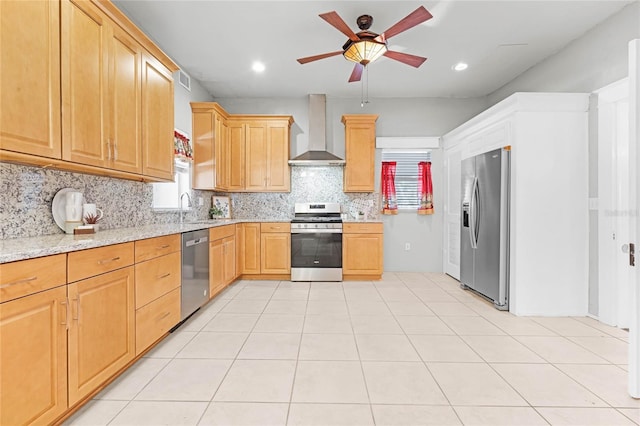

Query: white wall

[488,1,640,105]
[173,70,214,137]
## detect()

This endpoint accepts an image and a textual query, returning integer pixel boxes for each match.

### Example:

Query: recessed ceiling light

[453,62,468,71]
[252,61,265,73]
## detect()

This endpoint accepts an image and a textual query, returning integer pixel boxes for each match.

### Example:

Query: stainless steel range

[290,202,343,281]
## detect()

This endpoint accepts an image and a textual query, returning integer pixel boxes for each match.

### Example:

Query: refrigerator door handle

[469,177,479,249]
[474,177,481,247]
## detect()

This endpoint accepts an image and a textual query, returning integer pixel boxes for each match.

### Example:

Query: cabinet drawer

[135,251,181,309]
[135,234,180,263]
[210,224,235,241]
[135,287,180,355]
[260,222,290,233]
[68,243,134,283]
[0,254,66,303]
[343,223,383,234]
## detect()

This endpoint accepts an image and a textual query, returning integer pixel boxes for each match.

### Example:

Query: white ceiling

[113,0,634,99]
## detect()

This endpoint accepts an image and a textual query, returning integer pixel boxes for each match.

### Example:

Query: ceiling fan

[297,6,433,83]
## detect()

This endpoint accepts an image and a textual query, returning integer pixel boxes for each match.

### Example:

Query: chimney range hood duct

[289,94,345,166]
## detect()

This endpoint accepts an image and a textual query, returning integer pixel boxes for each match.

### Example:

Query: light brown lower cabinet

[67,266,135,405]
[0,285,68,425]
[260,223,290,274]
[135,287,180,354]
[342,223,384,279]
[134,235,181,355]
[237,223,261,275]
[210,225,237,298]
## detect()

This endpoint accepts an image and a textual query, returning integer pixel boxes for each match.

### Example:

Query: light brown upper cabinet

[62,0,143,173]
[192,105,293,193]
[0,0,62,159]
[108,25,143,174]
[226,119,246,191]
[342,114,378,192]
[141,52,174,180]
[230,115,293,192]
[191,102,229,190]
[1,0,178,182]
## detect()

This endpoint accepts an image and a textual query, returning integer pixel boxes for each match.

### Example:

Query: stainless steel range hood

[289,94,345,166]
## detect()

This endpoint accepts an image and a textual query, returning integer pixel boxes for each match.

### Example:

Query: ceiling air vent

[178,70,191,91]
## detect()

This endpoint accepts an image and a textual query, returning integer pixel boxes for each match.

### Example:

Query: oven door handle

[291,229,343,234]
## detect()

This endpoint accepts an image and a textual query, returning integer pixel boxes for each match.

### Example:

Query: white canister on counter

[65,204,83,221]
[66,191,84,206]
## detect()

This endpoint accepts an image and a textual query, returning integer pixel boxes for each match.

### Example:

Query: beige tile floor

[65,273,640,426]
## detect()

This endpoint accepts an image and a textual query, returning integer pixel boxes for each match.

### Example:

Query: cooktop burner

[291,217,342,223]
[292,202,342,224]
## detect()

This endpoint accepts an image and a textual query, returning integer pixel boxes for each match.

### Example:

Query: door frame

[628,38,639,399]
[596,78,630,328]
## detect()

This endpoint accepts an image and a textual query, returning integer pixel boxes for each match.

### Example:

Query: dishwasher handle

[185,236,208,247]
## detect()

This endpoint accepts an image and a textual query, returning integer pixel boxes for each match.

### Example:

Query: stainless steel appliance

[291,202,343,281]
[181,229,209,320]
[460,147,510,310]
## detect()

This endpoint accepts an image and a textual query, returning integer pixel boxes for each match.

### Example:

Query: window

[152,158,191,209]
[381,149,431,210]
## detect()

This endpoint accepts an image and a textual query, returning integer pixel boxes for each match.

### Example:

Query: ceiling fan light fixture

[343,38,387,65]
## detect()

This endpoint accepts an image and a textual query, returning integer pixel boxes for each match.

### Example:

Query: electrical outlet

[405,243,411,251]
[198,197,203,206]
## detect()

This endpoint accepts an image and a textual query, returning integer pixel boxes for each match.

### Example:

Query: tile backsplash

[231,167,379,220]
[1,163,378,240]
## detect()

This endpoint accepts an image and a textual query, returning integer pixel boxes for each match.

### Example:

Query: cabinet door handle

[157,273,171,279]
[60,299,70,329]
[0,276,37,289]
[157,244,170,249]
[158,311,171,320]
[106,140,111,161]
[98,256,120,265]
[71,298,80,321]
[113,141,118,161]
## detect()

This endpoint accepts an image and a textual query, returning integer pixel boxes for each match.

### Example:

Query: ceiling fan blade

[319,11,360,42]
[383,50,427,68]
[348,63,364,83]
[297,51,343,64]
[378,6,433,41]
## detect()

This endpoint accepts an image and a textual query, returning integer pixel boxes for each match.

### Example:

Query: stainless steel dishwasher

[181,229,209,320]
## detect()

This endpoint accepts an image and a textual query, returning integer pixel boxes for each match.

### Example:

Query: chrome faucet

[179,192,192,224]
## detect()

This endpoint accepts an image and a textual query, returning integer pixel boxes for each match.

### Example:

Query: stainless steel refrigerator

[460,147,510,310]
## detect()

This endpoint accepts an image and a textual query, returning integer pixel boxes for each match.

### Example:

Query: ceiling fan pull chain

[366,66,370,105]
[361,71,365,107]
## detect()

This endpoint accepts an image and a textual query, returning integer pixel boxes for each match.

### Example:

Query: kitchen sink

[184,219,233,225]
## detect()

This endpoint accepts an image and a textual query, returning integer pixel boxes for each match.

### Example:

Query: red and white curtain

[381,161,398,214]
[174,129,193,160]
[418,161,434,214]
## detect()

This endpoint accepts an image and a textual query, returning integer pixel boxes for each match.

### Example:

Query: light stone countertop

[0,219,264,263]
[0,218,383,263]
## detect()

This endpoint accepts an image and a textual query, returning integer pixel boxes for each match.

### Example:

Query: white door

[597,79,631,328]
[628,38,639,399]
[443,143,462,279]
